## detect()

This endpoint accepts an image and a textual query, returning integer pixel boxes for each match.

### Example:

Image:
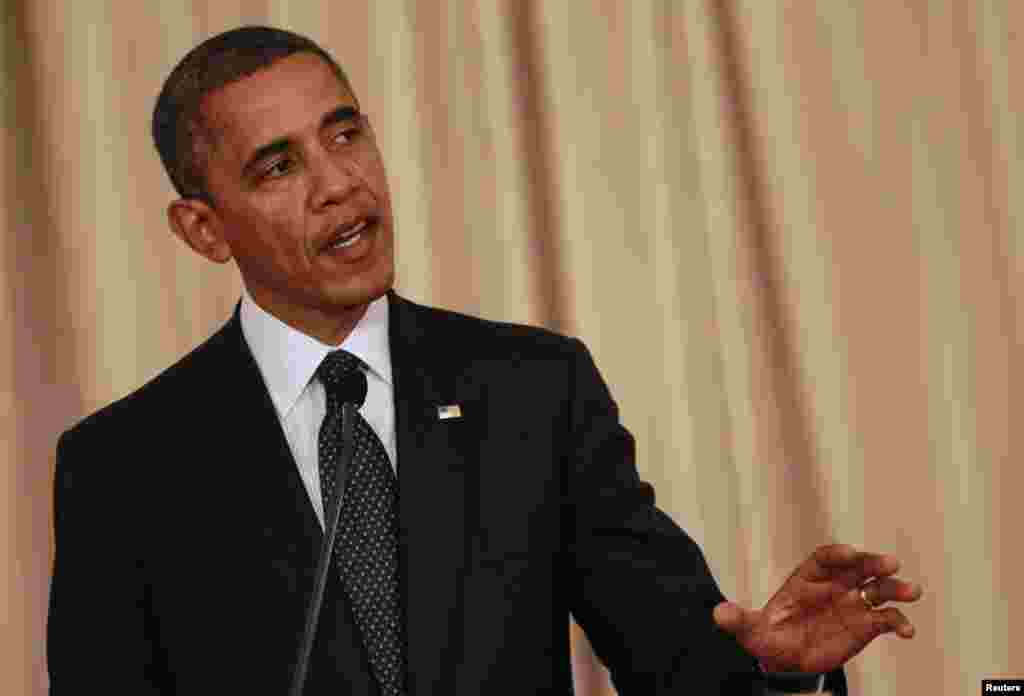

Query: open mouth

[324,216,377,253]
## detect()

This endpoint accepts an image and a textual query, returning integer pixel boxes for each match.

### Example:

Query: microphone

[289,401,357,696]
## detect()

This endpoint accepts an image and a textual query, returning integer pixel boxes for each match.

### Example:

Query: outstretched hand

[712,544,923,674]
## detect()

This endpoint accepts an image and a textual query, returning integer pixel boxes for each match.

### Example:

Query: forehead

[200,52,357,161]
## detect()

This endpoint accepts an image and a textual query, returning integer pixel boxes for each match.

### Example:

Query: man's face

[199,52,394,335]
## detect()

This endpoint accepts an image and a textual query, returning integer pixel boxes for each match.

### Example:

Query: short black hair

[152,25,356,206]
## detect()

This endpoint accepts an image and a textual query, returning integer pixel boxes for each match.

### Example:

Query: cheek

[356,147,390,197]
[237,201,312,266]
[371,161,390,192]
[368,162,392,209]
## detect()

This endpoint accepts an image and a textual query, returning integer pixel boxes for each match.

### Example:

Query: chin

[330,265,394,309]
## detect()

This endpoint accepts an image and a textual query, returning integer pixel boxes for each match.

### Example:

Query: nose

[308,151,359,211]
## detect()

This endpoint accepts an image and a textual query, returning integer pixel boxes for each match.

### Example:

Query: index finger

[809,544,900,582]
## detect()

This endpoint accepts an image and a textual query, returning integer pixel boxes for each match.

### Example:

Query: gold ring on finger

[859,582,885,610]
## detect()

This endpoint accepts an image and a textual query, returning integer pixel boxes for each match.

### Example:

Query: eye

[262,157,295,180]
[333,127,360,145]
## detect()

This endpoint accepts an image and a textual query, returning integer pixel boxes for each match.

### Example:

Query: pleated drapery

[2,3,1020,695]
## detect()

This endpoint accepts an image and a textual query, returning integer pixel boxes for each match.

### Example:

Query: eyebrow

[241,105,361,178]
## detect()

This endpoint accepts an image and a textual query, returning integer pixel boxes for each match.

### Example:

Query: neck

[247,290,376,347]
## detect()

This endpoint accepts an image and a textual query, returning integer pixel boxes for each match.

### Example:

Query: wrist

[757,663,826,694]
[758,658,798,674]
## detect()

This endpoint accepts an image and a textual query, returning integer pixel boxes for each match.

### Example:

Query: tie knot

[317,350,368,407]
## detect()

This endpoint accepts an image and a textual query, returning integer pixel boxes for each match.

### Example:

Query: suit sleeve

[48,428,170,694]
[562,338,846,695]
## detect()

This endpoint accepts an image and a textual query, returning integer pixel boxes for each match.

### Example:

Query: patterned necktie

[317,350,406,696]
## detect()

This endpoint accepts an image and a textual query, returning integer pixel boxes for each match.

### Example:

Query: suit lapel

[388,291,481,695]
[216,306,323,568]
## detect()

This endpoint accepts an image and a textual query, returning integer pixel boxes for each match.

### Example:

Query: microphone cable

[289,401,356,696]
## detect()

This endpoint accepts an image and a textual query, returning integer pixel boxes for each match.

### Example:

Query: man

[47,26,922,695]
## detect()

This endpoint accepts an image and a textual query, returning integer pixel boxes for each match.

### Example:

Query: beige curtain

[2,2,1020,694]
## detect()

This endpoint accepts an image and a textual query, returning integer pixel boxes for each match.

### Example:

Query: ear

[167,198,233,264]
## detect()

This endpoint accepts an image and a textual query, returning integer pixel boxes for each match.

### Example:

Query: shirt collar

[239,286,392,420]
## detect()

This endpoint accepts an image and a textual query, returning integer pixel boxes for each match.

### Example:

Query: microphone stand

[288,402,356,696]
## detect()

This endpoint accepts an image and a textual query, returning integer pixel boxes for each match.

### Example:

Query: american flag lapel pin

[437,404,462,420]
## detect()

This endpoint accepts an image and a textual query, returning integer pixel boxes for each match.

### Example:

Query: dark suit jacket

[48,291,846,695]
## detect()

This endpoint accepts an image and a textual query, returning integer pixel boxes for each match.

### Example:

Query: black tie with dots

[317,350,406,696]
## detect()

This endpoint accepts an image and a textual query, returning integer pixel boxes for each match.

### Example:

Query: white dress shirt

[239,287,396,529]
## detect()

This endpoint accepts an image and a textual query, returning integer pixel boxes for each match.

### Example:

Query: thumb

[713,601,753,635]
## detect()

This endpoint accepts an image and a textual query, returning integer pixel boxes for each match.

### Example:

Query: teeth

[333,232,361,249]
[329,219,369,250]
